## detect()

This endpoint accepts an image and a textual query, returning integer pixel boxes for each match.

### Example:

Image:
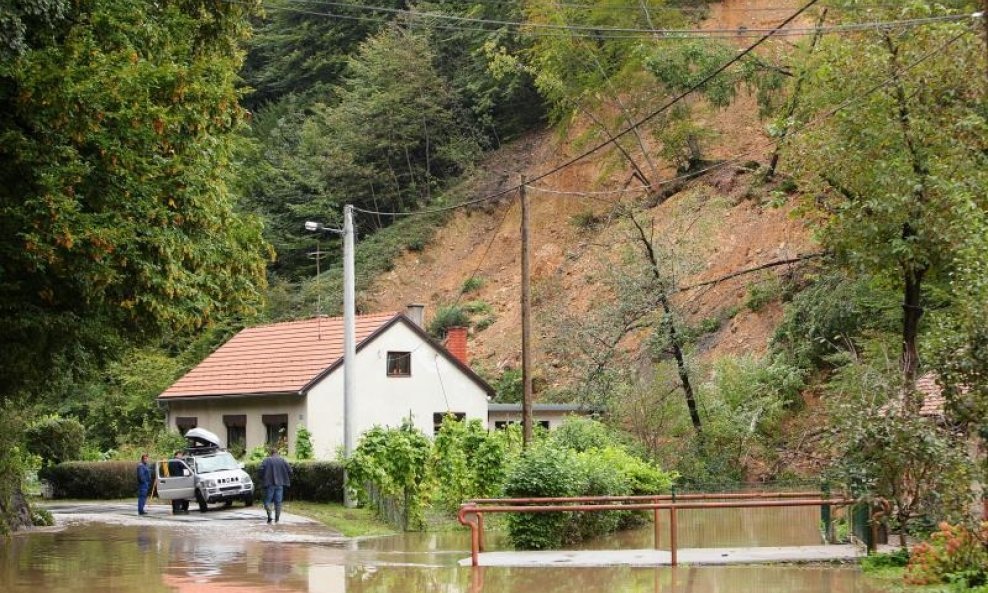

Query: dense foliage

[348,416,672,544]
[41,458,344,502]
[24,415,85,467]
[906,522,988,588]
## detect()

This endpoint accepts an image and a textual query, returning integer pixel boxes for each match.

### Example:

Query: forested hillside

[1,0,986,533]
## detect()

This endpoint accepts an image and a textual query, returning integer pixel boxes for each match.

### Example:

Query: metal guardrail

[457,491,858,567]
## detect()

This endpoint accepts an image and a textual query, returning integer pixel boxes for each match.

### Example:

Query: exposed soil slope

[366,0,813,382]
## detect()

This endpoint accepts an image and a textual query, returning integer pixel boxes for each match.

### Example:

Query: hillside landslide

[365,0,816,394]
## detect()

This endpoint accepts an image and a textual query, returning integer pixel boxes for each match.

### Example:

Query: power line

[524,0,822,186]
[249,0,973,40]
[322,4,981,218]
[351,0,819,218]
[527,24,974,201]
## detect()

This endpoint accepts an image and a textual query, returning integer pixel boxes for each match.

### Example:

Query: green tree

[305,24,480,220]
[0,0,268,530]
[787,10,987,394]
[241,0,398,109]
[825,349,973,547]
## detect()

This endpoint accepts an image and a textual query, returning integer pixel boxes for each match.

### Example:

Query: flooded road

[0,503,888,593]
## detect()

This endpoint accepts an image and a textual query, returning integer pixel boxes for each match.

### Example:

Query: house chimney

[405,303,425,328]
[445,327,468,365]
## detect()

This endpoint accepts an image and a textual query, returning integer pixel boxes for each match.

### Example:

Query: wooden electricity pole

[520,175,534,447]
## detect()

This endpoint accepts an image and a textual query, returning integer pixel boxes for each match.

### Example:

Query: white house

[157,307,493,459]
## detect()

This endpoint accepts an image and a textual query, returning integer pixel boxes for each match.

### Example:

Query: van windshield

[194,452,240,474]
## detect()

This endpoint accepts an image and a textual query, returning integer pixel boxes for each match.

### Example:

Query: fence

[457,490,860,567]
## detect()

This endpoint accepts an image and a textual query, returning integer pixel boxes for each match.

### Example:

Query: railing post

[470,514,480,566]
[478,512,486,552]
[654,507,661,550]
[670,506,678,566]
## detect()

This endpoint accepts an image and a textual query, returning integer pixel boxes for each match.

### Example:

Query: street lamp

[305,204,356,506]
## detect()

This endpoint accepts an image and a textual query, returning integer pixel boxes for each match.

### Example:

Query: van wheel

[196,491,208,513]
[244,495,254,507]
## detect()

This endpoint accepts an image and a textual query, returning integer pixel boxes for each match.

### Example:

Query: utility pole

[305,205,356,506]
[520,175,533,447]
[342,204,356,505]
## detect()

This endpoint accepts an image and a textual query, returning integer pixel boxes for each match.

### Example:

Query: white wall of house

[306,320,489,459]
[164,394,305,456]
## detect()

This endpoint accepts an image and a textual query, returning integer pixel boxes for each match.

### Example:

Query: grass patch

[283,501,395,537]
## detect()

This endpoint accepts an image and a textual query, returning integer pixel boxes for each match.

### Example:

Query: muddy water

[0,506,883,593]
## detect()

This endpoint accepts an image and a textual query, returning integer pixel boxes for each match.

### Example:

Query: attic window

[386,351,411,377]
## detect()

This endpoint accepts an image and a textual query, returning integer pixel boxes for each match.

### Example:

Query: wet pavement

[463,544,869,567]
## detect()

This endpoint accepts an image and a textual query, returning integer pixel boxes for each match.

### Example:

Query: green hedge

[243,460,344,503]
[42,460,345,503]
[40,461,136,499]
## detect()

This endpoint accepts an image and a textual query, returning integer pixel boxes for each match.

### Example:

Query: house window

[224,415,246,455]
[263,414,288,448]
[176,417,197,435]
[433,412,465,435]
[494,421,511,430]
[386,351,411,377]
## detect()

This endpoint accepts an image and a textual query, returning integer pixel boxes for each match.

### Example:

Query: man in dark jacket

[259,447,292,524]
[136,453,152,515]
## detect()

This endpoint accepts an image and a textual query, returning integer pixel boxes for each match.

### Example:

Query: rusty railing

[457,491,857,567]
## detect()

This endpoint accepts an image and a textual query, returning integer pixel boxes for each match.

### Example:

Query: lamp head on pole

[304,220,343,234]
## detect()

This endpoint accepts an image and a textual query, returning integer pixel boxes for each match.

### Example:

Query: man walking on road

[136,453,152,515]
[260,447,292,524]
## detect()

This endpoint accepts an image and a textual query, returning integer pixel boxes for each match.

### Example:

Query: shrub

[295,427,314,460]
[503,440,675,549]
[503,444,583,549]
[40,461,136,499]
[493,368,523,403]
[31,508,54,527]
[549,417,615,453]
[25,415,86,466]
[906,522,988,587]
[460,276,485,293]
[744,277,781,312]
[41,458,343,503]
[428,304,470,338]
[244,460,344,503]
[347,422,431,528]
[570,209,604,230]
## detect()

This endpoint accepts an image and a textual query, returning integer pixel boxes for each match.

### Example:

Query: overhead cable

[257,0,974,40]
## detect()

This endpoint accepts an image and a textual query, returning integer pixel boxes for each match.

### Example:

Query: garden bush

[25,415,85,466]
[503,440,675,549]
[243,460,344,503]
[906,522,988,588]
[40,461,136,499]
[504,444,583,550]
[549,417,614,453]
[42,458,344,502]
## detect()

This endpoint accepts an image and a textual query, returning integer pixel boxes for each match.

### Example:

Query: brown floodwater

[0,505,886,593]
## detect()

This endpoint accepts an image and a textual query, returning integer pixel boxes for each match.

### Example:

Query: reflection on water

[0,507,883,593]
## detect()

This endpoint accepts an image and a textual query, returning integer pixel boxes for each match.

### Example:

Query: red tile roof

[159,312,399,398]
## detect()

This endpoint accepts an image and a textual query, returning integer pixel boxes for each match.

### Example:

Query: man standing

[136,453,152,515]
[259,447,292,524]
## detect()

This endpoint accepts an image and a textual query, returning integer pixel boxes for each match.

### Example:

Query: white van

[155,428,254,512]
